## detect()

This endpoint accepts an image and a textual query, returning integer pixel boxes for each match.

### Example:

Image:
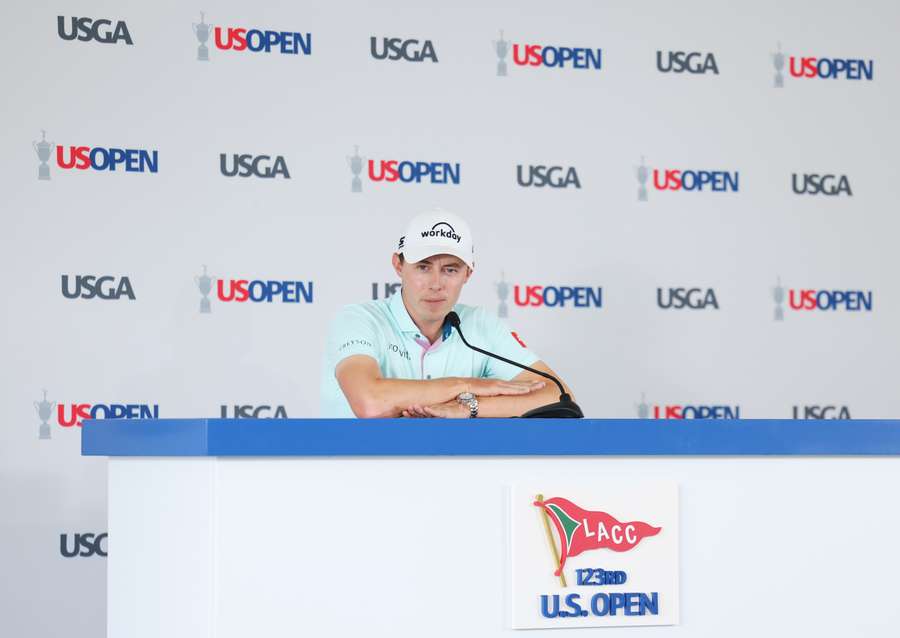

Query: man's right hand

[464,377,545,397]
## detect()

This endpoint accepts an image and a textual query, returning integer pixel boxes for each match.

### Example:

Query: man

[321,209,574,418]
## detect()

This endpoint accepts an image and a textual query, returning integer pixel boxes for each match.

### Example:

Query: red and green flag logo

[534,495,662,580]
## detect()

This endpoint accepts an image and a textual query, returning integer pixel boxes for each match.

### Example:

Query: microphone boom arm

[445,312,583,418]
[453,326,572,401]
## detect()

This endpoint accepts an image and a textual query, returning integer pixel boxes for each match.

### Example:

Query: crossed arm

[334,354,574,418]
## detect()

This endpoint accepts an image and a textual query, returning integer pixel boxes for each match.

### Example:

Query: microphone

[443,311,583,418]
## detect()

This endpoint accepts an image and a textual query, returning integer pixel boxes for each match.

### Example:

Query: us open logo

[494,29,602,76]
[192,12,311,62]
[524,493,670,624]
[512,484,678,629]
[33,129,158,180]
[636,155,738,201]
[773,277,873,320]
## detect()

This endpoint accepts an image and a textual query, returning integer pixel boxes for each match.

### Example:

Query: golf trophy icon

[493,30,509,76]
[196,265,213,313]
[773,276,785,321]
[193,12,211,61]
[496,271,509,318]
[33,130,53,181]
[773,42,785,88]
[637,156,649,201]
[34,389,54,440]
[635,393,650,419]
[347,145,363,193]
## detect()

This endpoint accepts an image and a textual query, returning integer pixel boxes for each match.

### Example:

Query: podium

[83,419,900,637]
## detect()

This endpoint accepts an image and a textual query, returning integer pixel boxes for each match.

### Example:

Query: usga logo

[533,495,660,618]
[517,165,581,189]
[58,16,132,45]
[32,130,158,180]
[61,275,135,300]
[220,153,290,179]
[636,156,738,201]
[514,285,602,309]
[220,405,288,418]
[60,533,108,558]
[772,277,873,320]
[370,37,437,62]
[792,405,851,419]
[656,50,719,74]
[772,42,873,87]
[656,287,719,310]
[636,394,739,419]
[191,12,311,61]
[791,173,852,196]
[493,30,601,75]
[195,265,314,313]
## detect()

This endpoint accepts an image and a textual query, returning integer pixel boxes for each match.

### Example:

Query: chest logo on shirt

[388,343,411,360]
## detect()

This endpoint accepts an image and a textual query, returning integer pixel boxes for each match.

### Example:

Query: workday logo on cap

[421,221,462,243]
[398,210,475,269]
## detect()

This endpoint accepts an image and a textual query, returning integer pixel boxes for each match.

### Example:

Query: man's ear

[391,253,403,277]
[464,266,473,283]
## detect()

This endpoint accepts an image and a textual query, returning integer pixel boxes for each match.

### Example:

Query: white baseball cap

[397,209,475,270]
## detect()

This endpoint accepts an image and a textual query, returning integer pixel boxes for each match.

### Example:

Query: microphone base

[520,399,584,419]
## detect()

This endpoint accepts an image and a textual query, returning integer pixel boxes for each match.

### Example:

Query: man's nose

[428,269,443,289]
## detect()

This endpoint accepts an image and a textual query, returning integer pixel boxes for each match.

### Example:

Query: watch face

[458,392,475,402]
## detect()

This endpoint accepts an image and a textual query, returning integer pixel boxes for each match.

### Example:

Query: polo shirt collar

[389,288,421,334]
[389,289,454,342]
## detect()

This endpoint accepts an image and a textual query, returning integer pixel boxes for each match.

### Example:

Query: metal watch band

[457,392,478,418]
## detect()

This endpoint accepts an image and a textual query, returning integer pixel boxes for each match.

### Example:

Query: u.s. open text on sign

[510,483,679,629]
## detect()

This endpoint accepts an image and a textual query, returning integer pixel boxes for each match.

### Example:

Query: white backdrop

[2,1,899,636]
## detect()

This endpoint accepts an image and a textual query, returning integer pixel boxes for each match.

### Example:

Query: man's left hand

[402,399,468,419]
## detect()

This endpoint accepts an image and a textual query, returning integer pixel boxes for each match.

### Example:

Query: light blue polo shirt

[320,290,540,417]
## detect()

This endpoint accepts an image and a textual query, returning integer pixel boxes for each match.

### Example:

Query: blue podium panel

[81,418,900,457]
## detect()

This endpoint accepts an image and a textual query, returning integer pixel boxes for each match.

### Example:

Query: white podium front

[85,419,900,637]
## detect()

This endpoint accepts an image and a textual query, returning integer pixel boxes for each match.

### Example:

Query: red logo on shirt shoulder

[511,331,527,347]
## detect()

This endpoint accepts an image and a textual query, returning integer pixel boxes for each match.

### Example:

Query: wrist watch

[457,392,478,418]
